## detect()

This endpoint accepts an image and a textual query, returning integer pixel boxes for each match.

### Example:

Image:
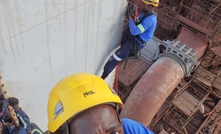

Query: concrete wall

[0,0,127,131]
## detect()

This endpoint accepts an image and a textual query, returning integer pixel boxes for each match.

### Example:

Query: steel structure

[118,0,221,133]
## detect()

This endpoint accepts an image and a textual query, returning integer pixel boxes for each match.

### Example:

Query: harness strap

[123,39,139,70]
[123,10,156,70]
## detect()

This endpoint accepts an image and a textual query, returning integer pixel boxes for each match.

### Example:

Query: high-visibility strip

[31,129,43,134]
[113,53,122,61]
[137,24,145,33]
[17,114,27,129]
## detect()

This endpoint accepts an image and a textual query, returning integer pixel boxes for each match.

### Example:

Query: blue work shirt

[122,118,154,134]
[128,12,157,46]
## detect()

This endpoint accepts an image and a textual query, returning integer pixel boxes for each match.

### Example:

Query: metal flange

[159,40,199,77]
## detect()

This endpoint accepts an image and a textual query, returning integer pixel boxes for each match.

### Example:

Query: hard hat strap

[65,122,70,134]
[52,122,69,134]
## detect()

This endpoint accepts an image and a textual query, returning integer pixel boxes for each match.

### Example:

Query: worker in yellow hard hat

[142,0,159,7]
[101,0,159,80]
[47,73,154,134]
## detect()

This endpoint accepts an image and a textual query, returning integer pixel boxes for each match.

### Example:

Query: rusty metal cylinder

[120,56,184,125]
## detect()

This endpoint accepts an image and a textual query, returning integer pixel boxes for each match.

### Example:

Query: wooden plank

[159,129,169,134]
[172,99,192,116]
[181,91,199,106]
[172,91,200,116]
[214,33,221,42]
[214,100,221,112]
[211,46,221,57]
[194,67,216,86]
[195,66,216,77]
[213,76,221,91]
[175,95,195,112]
[195,76,212,86]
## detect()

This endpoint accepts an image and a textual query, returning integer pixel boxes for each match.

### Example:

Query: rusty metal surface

[211,46,221,57]
[196,100,221,133]
[122,0,221,133]
[155,0,221,41]
[215,33,221,42]
[213,77,221,92]
[177,28,208,59]
[175,14,212,36]
[118,58,150,87]
[172,91,199,116]
[120,57,184,125]
[194,66,216,87]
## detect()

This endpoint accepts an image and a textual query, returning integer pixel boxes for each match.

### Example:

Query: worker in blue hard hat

[101,0,159,79]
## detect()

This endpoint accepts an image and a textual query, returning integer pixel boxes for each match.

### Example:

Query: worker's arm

[7,97,31,133]
[128,15,154,35]
[15,108,31,133]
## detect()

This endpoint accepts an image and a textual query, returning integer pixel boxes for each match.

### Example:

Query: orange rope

[114,64,119,94]
[114,0,140,93]
[133,0,139,21]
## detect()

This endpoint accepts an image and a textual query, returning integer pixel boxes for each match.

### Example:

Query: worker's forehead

[68,104,122,134]
[73,104,118,121]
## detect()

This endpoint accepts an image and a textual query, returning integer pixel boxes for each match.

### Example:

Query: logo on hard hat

[83,91,95,97]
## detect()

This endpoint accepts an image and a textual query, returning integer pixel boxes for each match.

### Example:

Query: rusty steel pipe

[120,57,184,125]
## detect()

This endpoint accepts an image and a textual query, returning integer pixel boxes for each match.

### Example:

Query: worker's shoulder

[145,12,157,19]
[141,13,157,24]
[122,118,154,134]
[122,118,143,126]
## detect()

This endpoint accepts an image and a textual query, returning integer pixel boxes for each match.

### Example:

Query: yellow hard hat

[47,73,123,132]
[142,0,159,7]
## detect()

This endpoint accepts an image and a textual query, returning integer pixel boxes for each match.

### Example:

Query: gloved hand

[126,4,136,18]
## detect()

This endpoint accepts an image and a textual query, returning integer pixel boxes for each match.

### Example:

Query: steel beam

[175,14,212,36]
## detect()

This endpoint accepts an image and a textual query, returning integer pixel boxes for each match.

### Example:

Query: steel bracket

[160,39,199,77]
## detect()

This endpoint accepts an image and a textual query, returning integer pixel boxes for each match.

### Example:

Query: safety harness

[123,11,155,69]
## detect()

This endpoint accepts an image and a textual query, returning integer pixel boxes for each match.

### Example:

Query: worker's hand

[126,7,135,19]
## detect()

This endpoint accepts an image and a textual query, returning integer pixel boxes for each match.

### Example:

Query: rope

[114,0,140,91]
[123,0,140,70]
[134,0,140,21]
[114,65,119,94]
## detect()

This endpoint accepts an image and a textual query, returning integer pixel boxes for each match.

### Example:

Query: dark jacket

[2,108,31,134]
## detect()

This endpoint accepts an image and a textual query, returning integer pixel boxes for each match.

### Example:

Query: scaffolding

[119,0,221,133]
